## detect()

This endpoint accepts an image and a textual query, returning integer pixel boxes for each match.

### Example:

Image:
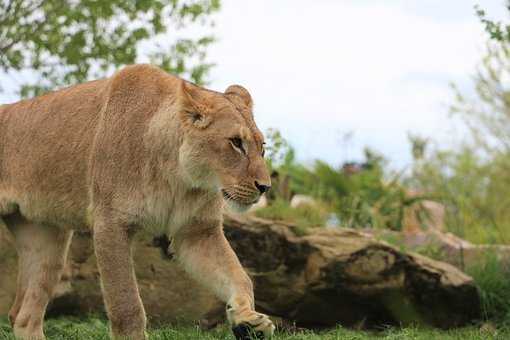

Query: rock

[0,214,480,329]
[374,227,510,271]
[403,199,446,233]
[223,214,480,329]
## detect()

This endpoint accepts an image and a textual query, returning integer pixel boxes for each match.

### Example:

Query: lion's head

[177,81,271,212]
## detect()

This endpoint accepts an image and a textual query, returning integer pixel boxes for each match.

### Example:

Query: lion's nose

[254,181,271,194]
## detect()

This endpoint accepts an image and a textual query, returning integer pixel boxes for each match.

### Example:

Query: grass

[466,252,510,326]
[0,316,508,340]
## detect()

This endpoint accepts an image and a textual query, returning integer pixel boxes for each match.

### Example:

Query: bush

[265,133,424,231]
[411,148,510,244]
[467,253,510,326]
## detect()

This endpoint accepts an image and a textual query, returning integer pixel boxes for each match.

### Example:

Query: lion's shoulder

[108,64,178,95]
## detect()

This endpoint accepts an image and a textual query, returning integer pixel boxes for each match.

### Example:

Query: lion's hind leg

[5,214,73,340]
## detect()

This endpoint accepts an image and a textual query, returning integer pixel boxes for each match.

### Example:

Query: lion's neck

[142,173,222,236]
[142,111,222,234]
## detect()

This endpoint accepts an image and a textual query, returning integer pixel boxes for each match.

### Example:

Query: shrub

[467,253,510,326]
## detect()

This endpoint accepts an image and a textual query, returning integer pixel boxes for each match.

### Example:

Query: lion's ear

[179,81,212,129]
[225,85,253,110]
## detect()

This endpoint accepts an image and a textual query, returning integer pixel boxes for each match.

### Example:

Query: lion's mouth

[221,189,258,211]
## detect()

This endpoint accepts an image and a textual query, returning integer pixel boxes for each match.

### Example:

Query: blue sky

[0,1,507,169]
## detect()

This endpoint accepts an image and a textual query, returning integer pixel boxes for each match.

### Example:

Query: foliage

[410,147,510,244]
[0,0,220,97]
[467,253,510,326]
[300,160,409,230]
[476,2,510,43]
[0,316,507,340]
[265,128,293,169]
[264,130,423,231]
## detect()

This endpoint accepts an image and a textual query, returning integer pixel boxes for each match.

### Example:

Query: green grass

[0,317,508,340]
[467,252,510,326]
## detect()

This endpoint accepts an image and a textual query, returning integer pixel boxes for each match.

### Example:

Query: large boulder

[224,214,480,329]
[0,214,480,329]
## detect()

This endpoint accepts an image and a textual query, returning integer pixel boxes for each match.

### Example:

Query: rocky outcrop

[223,214,480,329]
[0,214,480,329]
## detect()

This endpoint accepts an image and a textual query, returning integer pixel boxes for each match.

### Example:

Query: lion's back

[0,78,111,225]
[0,64,179,227]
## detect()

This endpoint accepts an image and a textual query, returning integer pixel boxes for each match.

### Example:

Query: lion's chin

[224,199,252,213]
[221,189,258,213]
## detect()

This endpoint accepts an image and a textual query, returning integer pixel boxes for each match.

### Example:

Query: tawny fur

[0,64,274,340]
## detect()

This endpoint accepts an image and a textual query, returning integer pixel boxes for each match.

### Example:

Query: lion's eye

[231,137,243,149]
[229,137,245,154]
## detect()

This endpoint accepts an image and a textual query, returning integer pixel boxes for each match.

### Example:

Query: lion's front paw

[227,305,275,339]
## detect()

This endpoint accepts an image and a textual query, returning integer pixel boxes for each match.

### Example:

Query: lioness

[0,64,274,339]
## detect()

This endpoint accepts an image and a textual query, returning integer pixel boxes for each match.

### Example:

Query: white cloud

[206,0,502,168]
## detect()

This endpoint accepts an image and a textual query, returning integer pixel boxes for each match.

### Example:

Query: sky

[204,0,508,169]
[0,1,507,170]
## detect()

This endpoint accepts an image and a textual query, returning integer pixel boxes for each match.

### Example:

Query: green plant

[467,253,510,326]
[0,0,220,97]
[286,150,422,231]
[410,147,510,244]
[264,129,427,231]
[265,128,293,170]
[476,2,510,43]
